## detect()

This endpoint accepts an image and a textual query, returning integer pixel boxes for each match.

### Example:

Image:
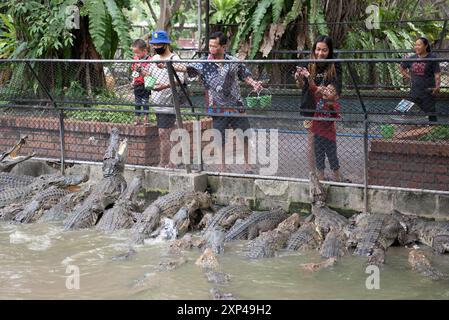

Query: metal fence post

[26,62,65,175]
[167,61,192,173]
[172,67,204,172]
[346,61,369,213]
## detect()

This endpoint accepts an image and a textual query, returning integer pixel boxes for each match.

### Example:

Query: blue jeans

[134,85,150,116]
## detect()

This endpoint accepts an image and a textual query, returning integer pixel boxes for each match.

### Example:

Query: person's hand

[252,80,264,93]
[295,67,310,80]
[135,65,142,72]
[431,87,440,95]
[153,84,168,91]
[157,63,166,69]
[294,67,303,80]
[315,86,325,96]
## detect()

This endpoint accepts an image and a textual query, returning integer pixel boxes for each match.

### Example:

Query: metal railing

[1,58,448,212]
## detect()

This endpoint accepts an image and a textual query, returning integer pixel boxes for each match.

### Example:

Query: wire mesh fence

[0,58,448,192]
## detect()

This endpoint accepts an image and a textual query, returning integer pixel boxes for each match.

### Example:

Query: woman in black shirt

[399,37,441,122]
[295,35,342,178]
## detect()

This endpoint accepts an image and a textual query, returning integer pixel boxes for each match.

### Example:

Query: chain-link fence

[1,58,448,193]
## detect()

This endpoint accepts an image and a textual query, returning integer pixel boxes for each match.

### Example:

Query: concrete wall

[46,162,449,220]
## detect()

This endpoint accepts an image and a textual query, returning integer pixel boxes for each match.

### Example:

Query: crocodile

[198,211,213,230]
[169,234,194,255]
[13,186,71,223]
[203,205,251,234]
[11,167,90,224]
[172,207,190,237]
[309,172,348,237]
[195,248,231,284]
[112,248,137,261]
[406,219,449,254]
[39,185,93,223]
[204,269,231,284]
[408,249,446,280]
[210,288,236,300]
[307,171,350,260]
[96,175,142,232]
[152,217,178,242]
[246,213,300,259]
[286,222,323,251]
[366,246,386,267]
[0,173,35,192]
[225,208,289,242]
[0,170,90,215]
[64,129,127,230]
[157,255,188,272]
[319,229,348,259]
[203,226,226,254]
[0,135,35,173]
[0,174,73,209]
[130,191,211,244]
[309,170,327,206]
[352,214,403,261]
[195,247,220,270]
[301,258,337,272]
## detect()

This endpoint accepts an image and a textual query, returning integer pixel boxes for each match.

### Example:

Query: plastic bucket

[258,95,272,109]
[246,96,259,108]
[144,76,157,90]
[380,124,395,139]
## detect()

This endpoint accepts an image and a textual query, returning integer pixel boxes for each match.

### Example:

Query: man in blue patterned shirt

[162,32,263,172]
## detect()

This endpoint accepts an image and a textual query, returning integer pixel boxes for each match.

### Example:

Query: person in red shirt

[309,83,342,182]
[131,39,152,125]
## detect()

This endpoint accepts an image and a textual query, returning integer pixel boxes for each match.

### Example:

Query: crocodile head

[0,135,35,173]
[0,135,28,161]
[102,129,128,177]
[196,192,212,210]
[309,171,327,207]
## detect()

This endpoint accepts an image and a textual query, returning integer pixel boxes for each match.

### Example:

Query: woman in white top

[145,30,185,168]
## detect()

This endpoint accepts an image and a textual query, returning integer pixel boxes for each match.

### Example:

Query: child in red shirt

[131,39,152,125]
[309,83,342,182]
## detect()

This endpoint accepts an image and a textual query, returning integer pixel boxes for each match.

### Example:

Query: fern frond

[104,0,132,58]
[272,0,284,23]
[251,0,272,32]
[283,0,302,27]
[86,0,109,58]
[250,13,271,59]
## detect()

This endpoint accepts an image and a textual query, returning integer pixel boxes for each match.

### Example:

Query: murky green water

[1,222,449,300]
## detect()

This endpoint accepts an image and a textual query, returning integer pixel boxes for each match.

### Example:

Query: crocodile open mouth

[117,138,128,161]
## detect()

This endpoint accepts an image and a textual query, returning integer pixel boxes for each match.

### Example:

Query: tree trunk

[324,0,368,48]
[71,17,105,96]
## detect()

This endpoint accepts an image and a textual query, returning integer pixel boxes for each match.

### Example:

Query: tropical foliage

[0,0,132,59]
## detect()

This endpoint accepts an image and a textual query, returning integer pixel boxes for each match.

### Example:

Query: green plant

[421,125,449,142]
[0,13,16,58]
[66,104,152,124]
[210,0,243,25]
[84,0,132,59]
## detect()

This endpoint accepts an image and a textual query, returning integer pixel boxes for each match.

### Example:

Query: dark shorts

[212,115,251,144]
[314,135,340,171]
[411,93,437,122]
[134,85,150,115]
[156,113,176,129]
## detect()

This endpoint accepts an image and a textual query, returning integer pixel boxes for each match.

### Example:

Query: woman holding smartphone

[295,35,342,179]
[399,37,441,122]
